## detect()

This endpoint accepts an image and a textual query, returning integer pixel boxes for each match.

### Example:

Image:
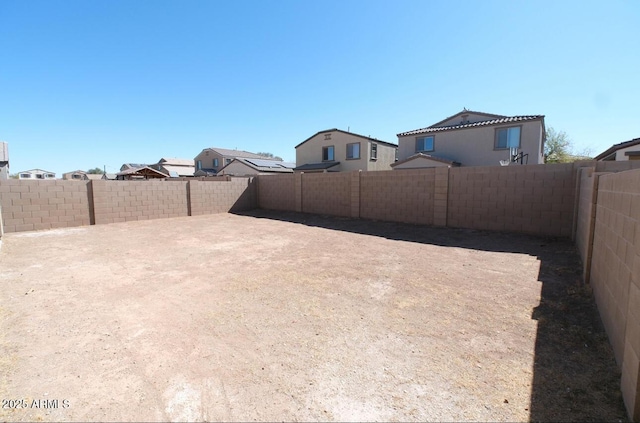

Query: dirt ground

[0,210,627,422]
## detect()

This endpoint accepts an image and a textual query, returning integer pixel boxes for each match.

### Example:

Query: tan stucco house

[17,169,56,180]
[295,129,397,172]
[219,158,295,176]
[194,148,275,176]
[594,137,640,161]
[62,170,103,180]
[396,109,545,168]
[150,157,196,177]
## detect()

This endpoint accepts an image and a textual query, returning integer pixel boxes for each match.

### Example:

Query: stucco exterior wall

[220,161,258,176]
[614,144,640,161]
[392,157,451,169]
[397,120,544,167]
[296,131,396,172]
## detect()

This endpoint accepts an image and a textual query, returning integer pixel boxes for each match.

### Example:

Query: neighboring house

[120,163,147,172]
[116,166,167,180]
[391,153,461,170]
[0,141,8,180]
[194,148,276,176]
[62,170,104,180]
[396,109,545,168]
[17,169,56,180]
[594,137,640,161]
[63,170,87,180]
[102,173,118,180]
[150,157,196,177]
[294,129,397,172]
[219,158,296,176]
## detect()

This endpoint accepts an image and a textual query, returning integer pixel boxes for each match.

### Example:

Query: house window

[196,160,202,170]
[322,146,335,161]
[415,136,434,152]
[225,158,232,165]
[36,173,44,179]
[72,174,82,179]
[495,126,521,149]
[346,142,360,160]
[213,158,219,168]
[370,143,378,160]
[46,174,55,178]
[20,173,30,179]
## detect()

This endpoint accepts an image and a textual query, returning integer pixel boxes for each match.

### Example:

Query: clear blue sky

[1,0,638,175]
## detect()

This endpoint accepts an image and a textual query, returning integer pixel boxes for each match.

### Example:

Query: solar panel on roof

[245,158,283,168]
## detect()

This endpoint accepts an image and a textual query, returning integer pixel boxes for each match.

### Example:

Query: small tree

[87,167,104,174]
[544,128,571,163]
[257,152,283,161]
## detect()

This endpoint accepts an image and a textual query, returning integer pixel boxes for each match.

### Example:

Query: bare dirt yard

[0,210,627,422]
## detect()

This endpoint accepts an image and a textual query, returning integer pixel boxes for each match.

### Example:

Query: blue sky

[1,0,638,175]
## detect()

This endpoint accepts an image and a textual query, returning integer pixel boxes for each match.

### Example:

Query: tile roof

[295,129,397,149]
[594,137,640,160]
[223,158,295,173]
[204,148,276,160]
[397,115,544,137]
[390,153,461,167]
[158,158,194,166]
[294,161,340,171]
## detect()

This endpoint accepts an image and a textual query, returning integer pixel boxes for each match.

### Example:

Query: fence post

[294,172,303,213]
[350,170,361,218]
[433,167,449,226]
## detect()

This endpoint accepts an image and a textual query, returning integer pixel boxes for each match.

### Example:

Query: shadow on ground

[237,209,628,422]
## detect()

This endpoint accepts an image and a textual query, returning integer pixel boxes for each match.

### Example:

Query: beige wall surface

[0,179,90,233]
[296,131,396,171]
[575,167,598,282]
[613,145,640,161]
[588,169,640,420]
[360,169,436,225]
[190,178,255,215]
[301,172,351,217]
[397,120,544,166]
[257,174,295,211]
[392,156,451,169]
[195,150,227,172]
[447,163,575,236]
[91,180,189,224]
[220,160,258,176]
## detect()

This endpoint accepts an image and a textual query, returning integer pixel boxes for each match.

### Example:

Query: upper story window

[213,158,219,168]
[46,174,55,178]
[416,136,434,152]
[225,158,232,165]
[72,174,82,179]
[495,126,521,149]
[346,142,360,160]
[196,160,202,170]
[36,173,44,179]
[370,143,377,160]
[322,146,335,161]
[20,173,30,179]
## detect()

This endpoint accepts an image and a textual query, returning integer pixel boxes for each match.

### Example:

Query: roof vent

[461,114,469,124]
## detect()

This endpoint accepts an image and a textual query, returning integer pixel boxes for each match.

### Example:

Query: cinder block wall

[257,174,295,211]
[447,164,576,236]
[360,169,436,225]
[189,178,255,215]
[301,172,351,217]
[575,167,599,281]
[0,180,90,233]
[91,180,189,224]
[588,168,640,420]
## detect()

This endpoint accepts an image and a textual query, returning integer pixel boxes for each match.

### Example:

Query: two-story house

[295,129,397,172]
[594,137,640,162]
[193,148,276,176]
[393,109,545,169]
